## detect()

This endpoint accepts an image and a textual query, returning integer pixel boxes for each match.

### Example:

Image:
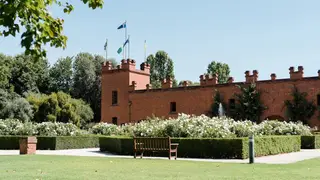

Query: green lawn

[0,155,319,180]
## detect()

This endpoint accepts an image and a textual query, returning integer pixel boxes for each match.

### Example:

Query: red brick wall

[101,63,320,127]
[129,78,320,127]
[101,59,150,124]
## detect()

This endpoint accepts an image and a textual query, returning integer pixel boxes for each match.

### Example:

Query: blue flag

[117,21,127,29]
[123,38,129,47]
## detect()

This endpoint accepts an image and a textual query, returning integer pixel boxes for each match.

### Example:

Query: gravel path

[1,148,320,164]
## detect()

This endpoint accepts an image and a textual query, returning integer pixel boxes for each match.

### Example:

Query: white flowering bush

[90,113,313,138]
[90,123,121,136]
[35,122,82,136]
[0,119,82,136]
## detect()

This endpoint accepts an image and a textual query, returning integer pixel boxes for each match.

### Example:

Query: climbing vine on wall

[230,83,266,122]
[284,86,316,125]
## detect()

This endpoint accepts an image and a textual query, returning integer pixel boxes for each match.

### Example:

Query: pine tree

[232,83,266,122]
[284,86,316,125]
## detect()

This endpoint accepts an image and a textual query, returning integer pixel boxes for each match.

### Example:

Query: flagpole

[125,20,127,60]
[128,35,130,59]
[105,39,108,61]
[144,40,147,62]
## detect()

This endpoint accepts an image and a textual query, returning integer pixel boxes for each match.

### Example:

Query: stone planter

[19,136,37,155]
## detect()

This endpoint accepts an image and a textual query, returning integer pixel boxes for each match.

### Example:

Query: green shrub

[0,135,100,150]
[252,136,301,158]
[301,135,320,149]
[0,89,33,122]
[99,136,133,155]
[0,119,83,136]
[171,138,246,159]
[26,91,93,127]
[0,136,21,149]
[91,113,312,138]
[99,136,300,159]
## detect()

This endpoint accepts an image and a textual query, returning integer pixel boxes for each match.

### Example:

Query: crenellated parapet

[129,81,137,91]
[199,74,218,86]
[162,77,173,89]
[289,66,304,80]
[245,70,258,83]
[102,59,150,75]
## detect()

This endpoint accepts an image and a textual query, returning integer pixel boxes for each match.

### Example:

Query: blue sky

[1,0,320,83]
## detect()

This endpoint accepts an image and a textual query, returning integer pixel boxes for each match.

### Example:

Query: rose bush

[91,113,313,138]
[0,119,82,136]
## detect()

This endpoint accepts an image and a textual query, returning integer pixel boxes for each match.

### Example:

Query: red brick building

[101,59,320,127]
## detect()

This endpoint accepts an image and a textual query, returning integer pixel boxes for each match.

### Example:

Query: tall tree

[206,61,230,84]
[0,53,13,89]
[230,83,266,122]
[72,53,117,122]
[72,53,96,102]
[10,54,50,95]
[178,80,200,86]
[0,0,104,59]
[49,56,73,94]
[284,86,316,125]
[146,51,177,88]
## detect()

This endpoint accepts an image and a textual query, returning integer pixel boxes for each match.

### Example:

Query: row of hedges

[99,136,301,159]
[301,135,320,149]
[0,136,100,150]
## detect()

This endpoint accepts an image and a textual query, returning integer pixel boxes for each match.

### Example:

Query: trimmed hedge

[0,136,100,150]
[301,135,320,149]
[251,136,301,158]
[99,136,301,159]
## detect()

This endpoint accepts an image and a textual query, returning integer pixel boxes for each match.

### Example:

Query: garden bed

[0,135,100,150]
[99,135,301,159]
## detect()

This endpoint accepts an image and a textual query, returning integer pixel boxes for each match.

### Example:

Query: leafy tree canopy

[230,83,266,122]
[0,0,104,59]
[146,51,177,88]
[284,86,316,125]
[206,61,230,84]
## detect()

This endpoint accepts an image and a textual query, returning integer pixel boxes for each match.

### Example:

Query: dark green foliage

[252,136,301,158]
[146,51,177,88]
[9,54,50,95]
[0,0,103,59]
[72,53,117,122]
[206,61,230,84]
[301,135,320,149]
[171,138,246,159]
[49,56,73,94]
[0,136,21,149]
[211,90,226,117]
[26,91,93,127]
[285,86,316,125]
[230,83,266,122]
[0,53,13,90]
[0,136,100,150]
[99,136,300,159]
[0,89,33,122]
[99,136,133,155]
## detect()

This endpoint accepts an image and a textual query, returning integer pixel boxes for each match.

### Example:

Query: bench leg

[134,152,136,158]
[140,151,144,159]
[175,149,177,160]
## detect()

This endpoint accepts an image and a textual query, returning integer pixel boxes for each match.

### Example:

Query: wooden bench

[133,137,179,160]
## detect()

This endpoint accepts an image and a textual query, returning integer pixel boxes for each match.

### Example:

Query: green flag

[104,39,108,50]
[117,47,123,54]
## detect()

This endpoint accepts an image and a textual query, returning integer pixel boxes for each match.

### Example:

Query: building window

[170,102,177,113]
[229,99,235,109]
[112,117,118,125]
[317,95,320,106]
[112,91,118,105]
